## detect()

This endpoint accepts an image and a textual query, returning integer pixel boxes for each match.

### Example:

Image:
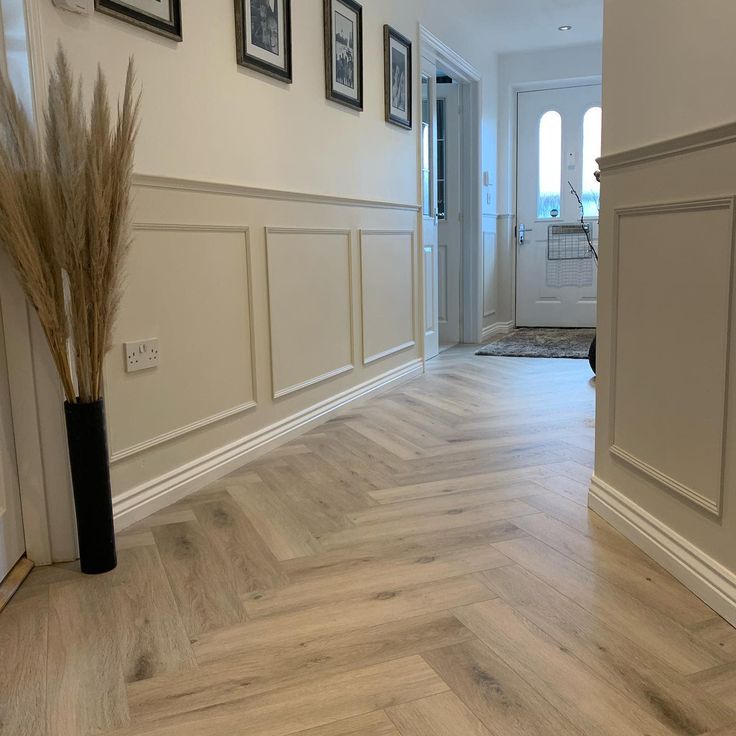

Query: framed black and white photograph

[94,0,182,41]
[384,25,412,129]
[235,0,293,83]
[323,0,363,111]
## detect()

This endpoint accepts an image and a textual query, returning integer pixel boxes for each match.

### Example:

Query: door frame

[0,0,78,566]
[509,75,602,328]
[419,25,483,352]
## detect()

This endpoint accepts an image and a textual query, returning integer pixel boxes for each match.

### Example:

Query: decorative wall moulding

[109,223,257,463]
[132,174,421,212]
[599,120,736,172]
[608,197,736,517]
[359,229,417,366]
[265,227,355,400]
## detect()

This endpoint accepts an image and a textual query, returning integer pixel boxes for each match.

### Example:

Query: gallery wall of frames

[95,0,413,129]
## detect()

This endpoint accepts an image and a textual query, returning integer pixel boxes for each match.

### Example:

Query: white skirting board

[113,359,423,530]
[589,475,736,627]
[481,321,514,342]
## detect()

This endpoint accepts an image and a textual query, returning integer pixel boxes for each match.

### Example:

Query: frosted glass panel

[538,111,562,219]
[583,107,602,217]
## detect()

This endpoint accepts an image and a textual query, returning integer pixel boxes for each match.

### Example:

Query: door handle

[518,223,533,245]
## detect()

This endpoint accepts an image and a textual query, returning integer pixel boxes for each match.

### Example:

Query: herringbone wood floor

[2,348,735,736]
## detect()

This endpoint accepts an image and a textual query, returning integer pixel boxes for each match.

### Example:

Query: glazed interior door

[0,257,25,580]
[516,84,601,327]
[437,81,462,350]
[422,60,439,359]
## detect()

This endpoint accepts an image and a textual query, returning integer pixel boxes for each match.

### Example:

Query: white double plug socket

[124,339,160,373]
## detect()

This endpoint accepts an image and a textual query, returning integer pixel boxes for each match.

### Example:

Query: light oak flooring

[2,348,735,736]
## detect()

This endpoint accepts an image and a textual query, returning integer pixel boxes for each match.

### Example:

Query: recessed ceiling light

[559,25,573,31]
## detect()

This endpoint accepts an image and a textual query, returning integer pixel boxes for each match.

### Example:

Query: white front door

[0,263,25,580]
[516,84,601,327]
[421,60,440,359]
[437,81,462,350]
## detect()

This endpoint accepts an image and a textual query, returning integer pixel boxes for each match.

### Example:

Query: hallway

[2,350,735,735]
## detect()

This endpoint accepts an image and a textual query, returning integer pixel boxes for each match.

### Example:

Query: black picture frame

[323,0,363,111]
[384,25,412,130]
[235,0,293,83]
[94,0,182,42]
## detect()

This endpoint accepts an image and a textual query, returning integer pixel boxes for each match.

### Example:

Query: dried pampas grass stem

[0,49,139,404]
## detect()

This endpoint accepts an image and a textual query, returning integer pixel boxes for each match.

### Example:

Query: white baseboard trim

[589,475,736,627]
[481,320,514,342]
[113,359,423,530]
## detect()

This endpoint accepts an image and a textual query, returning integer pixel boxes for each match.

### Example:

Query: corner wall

[593,0,736,625]
[29,0,500,539]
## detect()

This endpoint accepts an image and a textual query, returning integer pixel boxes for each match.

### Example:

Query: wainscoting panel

[609,199,735,516]
[106,224,256,461]
[98,177,421,530]
[483,230,498,320]
[266,228,354,398]
[438,244,448,324]
[360,230,416,365]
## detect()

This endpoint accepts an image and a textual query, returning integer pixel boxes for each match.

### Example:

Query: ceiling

[477,0,604,54]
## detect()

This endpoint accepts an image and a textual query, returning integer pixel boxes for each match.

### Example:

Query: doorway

[420,27,482,361]
[0,277,25,583]
[515,84,601,328]
[437,75,463,352]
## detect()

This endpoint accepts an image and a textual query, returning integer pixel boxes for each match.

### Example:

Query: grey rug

[476,328,595,359]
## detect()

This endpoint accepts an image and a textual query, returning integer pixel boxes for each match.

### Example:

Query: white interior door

[437,81,462,350]
[421,60,440,359]
[0,261,25,580]
[516,84,601,327]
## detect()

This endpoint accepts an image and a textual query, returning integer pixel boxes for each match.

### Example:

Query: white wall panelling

[107,224,257,463]
[483,230,498,320]
[266,228,355,399]
[607,198,736,517]
[359,230,417,366]
[98,178,422,530]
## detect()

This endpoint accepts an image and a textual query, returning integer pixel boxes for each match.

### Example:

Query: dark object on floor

[475,328,596,359]
[65,399,117,575]
[589,337,597,374]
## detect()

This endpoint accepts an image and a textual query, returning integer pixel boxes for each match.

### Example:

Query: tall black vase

[64,399,117,575]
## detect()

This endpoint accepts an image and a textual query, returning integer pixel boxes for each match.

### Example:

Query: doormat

[475,328,595,359]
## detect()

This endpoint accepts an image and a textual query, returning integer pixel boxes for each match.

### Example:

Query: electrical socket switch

[125,339,160,373]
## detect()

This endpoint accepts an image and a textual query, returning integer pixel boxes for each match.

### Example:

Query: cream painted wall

[23,0,502,540]
[593,0,736,624]
[602,0,736,155]
[37,0,499,206]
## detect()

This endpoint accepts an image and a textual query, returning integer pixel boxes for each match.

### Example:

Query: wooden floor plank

[512,512,714,626]
[111,546,196,683]
[480,564,736,735]
[386,691,493,736]
[114,656,448,736]
[192,494,288,595]
[152,521,245,638]
[194,575,495,664]
[423,639,586,736]
[455,598,681,736]
[493,536,725,674]
[0,585,48,736]
[128,612,472,726]
[46,575,130,736]
[293,712,399,736]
